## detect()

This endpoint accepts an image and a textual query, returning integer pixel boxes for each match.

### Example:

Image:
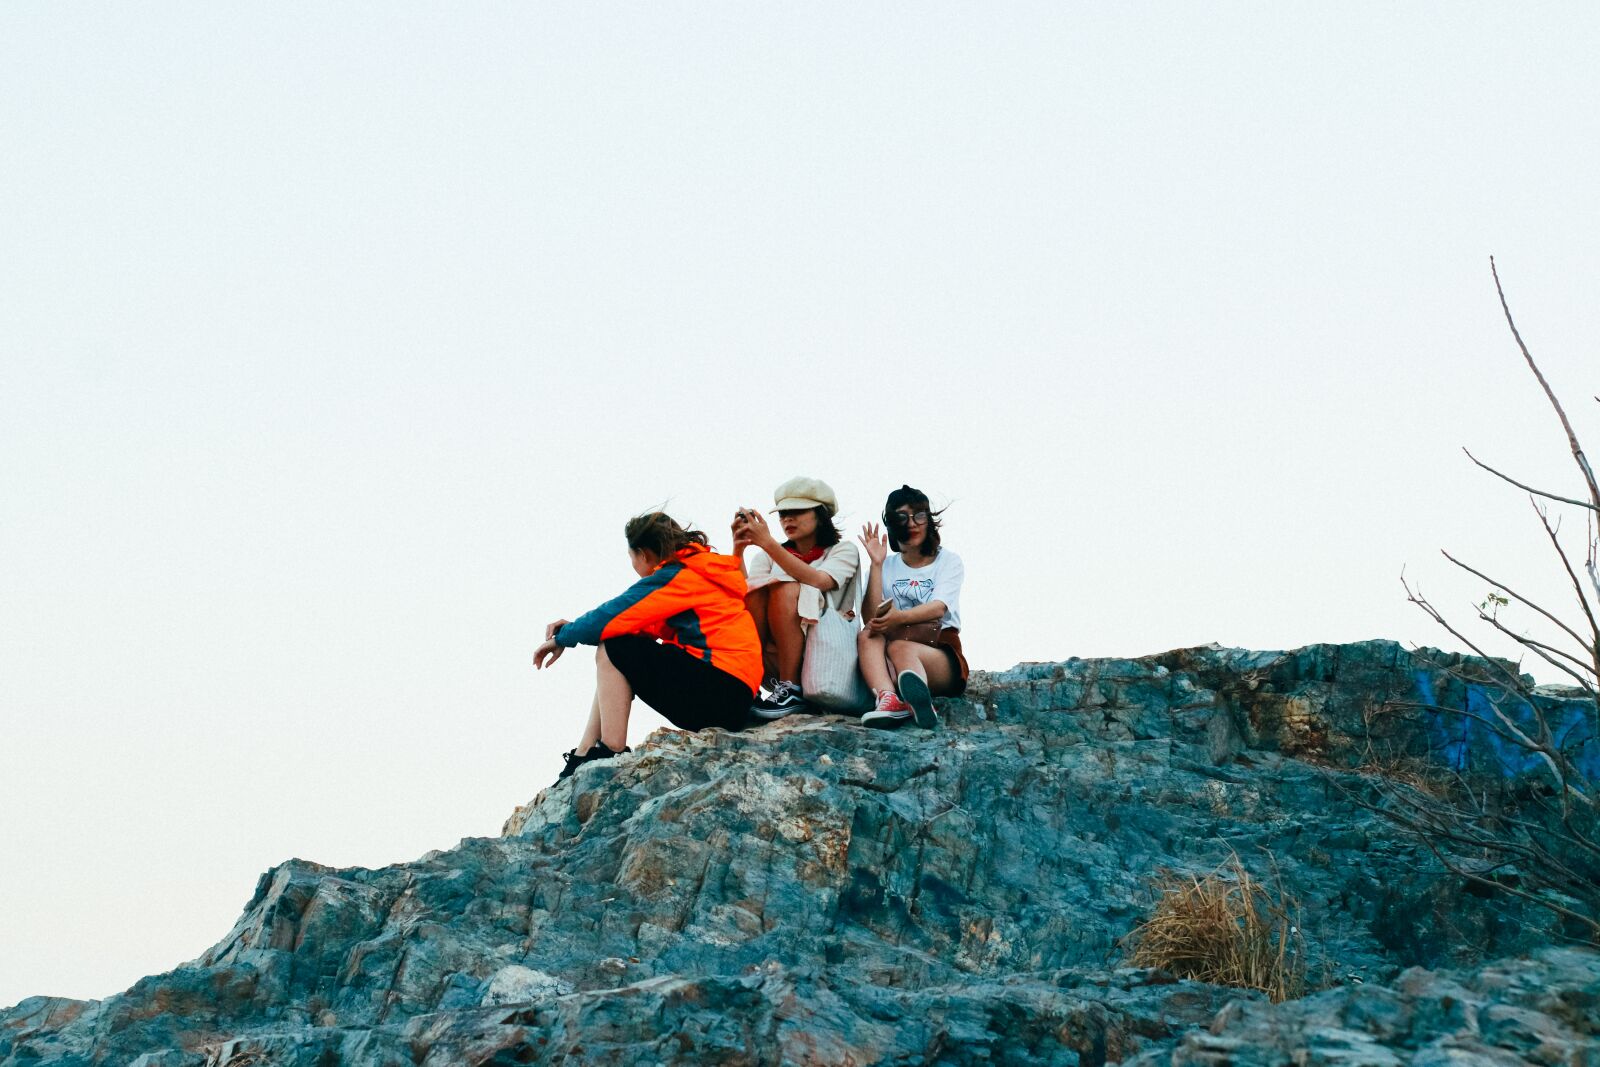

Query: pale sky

[3,3,1598,1009]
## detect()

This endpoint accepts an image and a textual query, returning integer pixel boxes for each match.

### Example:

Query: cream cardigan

[743,540,862,626]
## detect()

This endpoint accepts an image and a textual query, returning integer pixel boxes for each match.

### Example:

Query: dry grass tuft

[1123,855,1306,1002]
[1357,752,1457,799]
[1355,700,1458,799]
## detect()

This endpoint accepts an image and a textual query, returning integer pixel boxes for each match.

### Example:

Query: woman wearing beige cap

[732,476,861,717]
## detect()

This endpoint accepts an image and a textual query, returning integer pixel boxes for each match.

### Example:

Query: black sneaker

[582,740,628,766]
[751,680,807,721]
[897,670,939,729]
[555,741,630,784]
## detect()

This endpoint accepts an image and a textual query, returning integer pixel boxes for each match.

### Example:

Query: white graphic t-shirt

[880,549,963,630]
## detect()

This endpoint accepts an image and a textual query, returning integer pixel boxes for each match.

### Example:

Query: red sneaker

[862,690,913,728]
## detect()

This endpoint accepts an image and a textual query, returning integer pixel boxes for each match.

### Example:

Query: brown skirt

[936,628,970,695]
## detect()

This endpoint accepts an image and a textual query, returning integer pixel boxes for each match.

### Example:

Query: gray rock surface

[1127,946,1600,1066]
[3,640,1596,1065]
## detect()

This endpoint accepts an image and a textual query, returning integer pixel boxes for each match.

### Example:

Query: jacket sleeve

[555,562,693,647]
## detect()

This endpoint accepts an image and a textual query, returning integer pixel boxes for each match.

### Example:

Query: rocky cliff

[4,641,1597,1066]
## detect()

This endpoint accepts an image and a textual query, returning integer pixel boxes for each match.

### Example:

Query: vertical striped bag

[800,601,873,713]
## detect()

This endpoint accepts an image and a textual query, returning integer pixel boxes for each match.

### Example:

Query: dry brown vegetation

[1124,855,1306,1003]
[1354,699,1460,800]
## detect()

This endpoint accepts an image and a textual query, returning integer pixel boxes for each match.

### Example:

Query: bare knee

[887,640,921,670]
[769,581,800,614]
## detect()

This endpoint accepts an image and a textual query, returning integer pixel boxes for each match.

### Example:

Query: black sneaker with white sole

[554,740,630,785]
[751,680,808,721]
[897,670,940,729]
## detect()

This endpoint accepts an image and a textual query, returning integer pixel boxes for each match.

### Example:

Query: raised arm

[742,510,839,590]
[859,523,889,616]
[730,508,757,574]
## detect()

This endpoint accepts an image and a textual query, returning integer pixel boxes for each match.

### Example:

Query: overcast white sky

[3,3,1598,1009]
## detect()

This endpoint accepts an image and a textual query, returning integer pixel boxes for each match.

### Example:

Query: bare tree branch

[1492,256,1600,512]
[1534,501,1600,688]
[1587,530,1600,613]
[1463,449,1596,511]
[1341,777,1599,936]
[1442,545,1600,668]
[1404,579,1531,695]
[1475,613,1595,688]
[1380,262,1600,940]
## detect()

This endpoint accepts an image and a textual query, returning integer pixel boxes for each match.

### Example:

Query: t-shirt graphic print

[880,550,964,630]
[892,576,936,605]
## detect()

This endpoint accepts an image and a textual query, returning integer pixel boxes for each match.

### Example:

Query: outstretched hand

[858,522,889,565]
[532,637,564,669]
[534,618,571,669]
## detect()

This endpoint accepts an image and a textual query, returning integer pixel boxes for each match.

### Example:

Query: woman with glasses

[858,485,968,729]
[731,476,861,718]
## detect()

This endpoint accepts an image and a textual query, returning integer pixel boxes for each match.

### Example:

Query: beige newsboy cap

[772,476,838,515]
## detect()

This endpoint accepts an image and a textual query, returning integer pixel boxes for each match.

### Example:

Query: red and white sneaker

[861,690,913,729]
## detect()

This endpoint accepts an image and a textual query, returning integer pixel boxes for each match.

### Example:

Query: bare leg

[591,642,633,751]
[745,586,777,681]
[576,688,603,751]
[858,629,894,693]
[886,641,959,695]
[767,582,804,683]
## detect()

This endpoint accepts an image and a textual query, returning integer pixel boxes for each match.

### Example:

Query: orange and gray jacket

[554,544,763,694]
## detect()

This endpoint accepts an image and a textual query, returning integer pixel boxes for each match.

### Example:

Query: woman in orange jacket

[532,512,763,782]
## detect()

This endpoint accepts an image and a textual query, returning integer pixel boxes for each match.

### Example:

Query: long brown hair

[625,511,708,559]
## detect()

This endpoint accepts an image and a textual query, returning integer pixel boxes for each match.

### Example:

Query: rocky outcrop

[3,640,1596,1065]
[1129,946,1600,1066]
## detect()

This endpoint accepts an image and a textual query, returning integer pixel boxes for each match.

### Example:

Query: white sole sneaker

[861,708,912,729]
[897,671,939,729]
[750,702,796,721]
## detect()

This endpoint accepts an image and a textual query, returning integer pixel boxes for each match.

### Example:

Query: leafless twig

[1373,261,1600,941]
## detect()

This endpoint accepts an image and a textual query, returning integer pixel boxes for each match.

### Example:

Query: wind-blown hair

[882,485,943,559]
[625,512,708,559]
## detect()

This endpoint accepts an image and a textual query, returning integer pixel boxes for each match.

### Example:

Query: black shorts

[602,634,753,732]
